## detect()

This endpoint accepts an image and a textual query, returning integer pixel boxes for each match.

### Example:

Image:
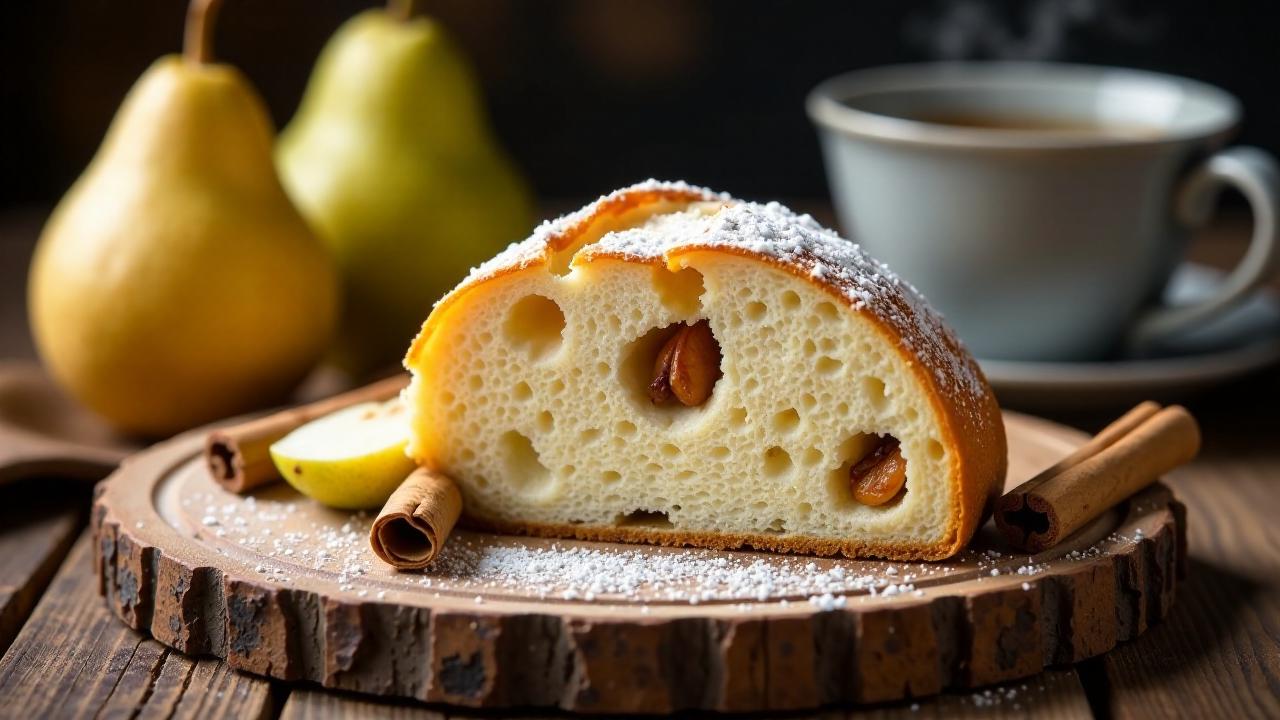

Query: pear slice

[270,399,416,509]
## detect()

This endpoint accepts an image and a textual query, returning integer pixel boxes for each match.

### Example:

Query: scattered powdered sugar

[178,488,1146,609]
[427,536,920,604]
[451,179,724,300]
[968,682,1040,710]
[180,492,375,587]
[808,593,847,611]
[180,488,969,604]
[877,583,916,598]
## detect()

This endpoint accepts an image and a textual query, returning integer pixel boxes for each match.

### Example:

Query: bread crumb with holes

[404,181,1006,560]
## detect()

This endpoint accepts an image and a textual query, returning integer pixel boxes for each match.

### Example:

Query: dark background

[2,0,1276,210]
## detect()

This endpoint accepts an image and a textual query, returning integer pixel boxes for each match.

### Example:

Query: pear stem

[387,0,425,22]
[184,0,224,65]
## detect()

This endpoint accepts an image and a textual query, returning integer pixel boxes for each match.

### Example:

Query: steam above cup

[808,62,1279,362]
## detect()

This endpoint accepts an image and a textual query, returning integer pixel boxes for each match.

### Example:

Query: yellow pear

[269,399,416,510]
[28,0,337,437]
[277,1,534,377]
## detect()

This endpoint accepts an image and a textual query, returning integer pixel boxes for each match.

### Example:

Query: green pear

[277,3,534,377]
[28,0,337,437]
[269,399,416,509]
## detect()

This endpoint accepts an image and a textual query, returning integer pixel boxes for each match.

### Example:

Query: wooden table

[0,207,1277,718]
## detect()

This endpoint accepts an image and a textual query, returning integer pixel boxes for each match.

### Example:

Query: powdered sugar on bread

[588,198,986,402]
[405,181,1006,560]
[448,181,982,403]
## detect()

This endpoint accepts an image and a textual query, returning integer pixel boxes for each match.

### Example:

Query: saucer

[980,263,1280,411]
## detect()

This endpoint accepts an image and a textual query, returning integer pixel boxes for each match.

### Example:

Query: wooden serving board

[91,411,1184,714]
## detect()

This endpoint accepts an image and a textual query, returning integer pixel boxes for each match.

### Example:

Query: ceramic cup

[808,62,1280,362]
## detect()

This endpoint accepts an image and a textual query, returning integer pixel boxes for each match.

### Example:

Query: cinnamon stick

[995,404,1200,553]
[204,373,410,493]
[370,468,463,570]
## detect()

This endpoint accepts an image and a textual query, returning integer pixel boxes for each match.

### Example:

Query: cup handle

[1126,146,1280,350]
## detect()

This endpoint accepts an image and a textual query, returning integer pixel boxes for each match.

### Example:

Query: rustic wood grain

[280,690,449,720]
[1095,406,1280,720]
[278,670,1093,719]
[0,479,85,654]
[830,669,1094,719]
[90,412,1185,713]
[0,532,275,719]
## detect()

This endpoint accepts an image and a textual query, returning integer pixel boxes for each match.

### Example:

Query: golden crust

[405,182,1007,560]
[406,184,714,365]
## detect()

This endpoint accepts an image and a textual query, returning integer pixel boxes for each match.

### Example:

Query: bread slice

[404,181,1006,560]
